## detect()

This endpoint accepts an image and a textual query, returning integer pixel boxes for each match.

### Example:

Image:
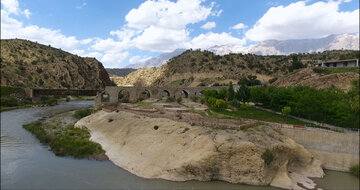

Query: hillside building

[314,59,359,68]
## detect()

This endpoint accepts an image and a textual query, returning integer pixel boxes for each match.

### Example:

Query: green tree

[236,83,250,103]
[227,82,235,101]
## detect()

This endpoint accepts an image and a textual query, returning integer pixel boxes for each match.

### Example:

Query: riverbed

[1,101,359,190]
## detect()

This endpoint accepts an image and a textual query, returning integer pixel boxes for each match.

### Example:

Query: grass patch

[312,67,359,75]
[73,108,92,119]
[23,121,51,144]
[23,120,105,159]
[212,107,314,126]
[133,101,159,109]
[350,164,359,177]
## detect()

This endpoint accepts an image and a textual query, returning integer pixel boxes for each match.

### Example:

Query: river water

[1,101,359,190]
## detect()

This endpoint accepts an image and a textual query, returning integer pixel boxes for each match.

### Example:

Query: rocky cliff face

[0,39,114,89]
[76,110,324,189]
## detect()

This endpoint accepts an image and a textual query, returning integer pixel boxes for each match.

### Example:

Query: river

[1,101,359,190]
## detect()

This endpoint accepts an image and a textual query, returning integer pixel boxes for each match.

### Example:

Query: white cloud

[23,9,31,18]
[125,0,213,30]
[1,0,20,15]
[246,1,359,41]
[76,2,87,9]
[129,55,152,64]
[1,0,89,52]
[201,21,216,30]
[191,32,245,49]
[232,23,247,30]
[101,51,129,68]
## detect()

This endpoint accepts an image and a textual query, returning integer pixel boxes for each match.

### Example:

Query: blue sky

[1,0,359,68]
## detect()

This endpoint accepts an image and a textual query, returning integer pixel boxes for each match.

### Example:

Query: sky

[1,0,359,68]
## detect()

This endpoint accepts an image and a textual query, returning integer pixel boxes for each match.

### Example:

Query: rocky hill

[273,67,359,92]
[110,67,164,87]
[106,68,137,77]
[151,49,359,87]
[1,39,114,89]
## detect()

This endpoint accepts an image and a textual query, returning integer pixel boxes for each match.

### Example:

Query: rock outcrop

[75,110,324,189]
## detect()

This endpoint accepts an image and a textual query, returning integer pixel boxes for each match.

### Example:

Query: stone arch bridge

[95,86,225,105]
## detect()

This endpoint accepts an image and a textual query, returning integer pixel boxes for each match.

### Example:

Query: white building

[314,59,359,68]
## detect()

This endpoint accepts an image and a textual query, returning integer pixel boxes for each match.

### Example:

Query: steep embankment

[76,110,324,189]
[273,68,359,91]
[0,39,113,89]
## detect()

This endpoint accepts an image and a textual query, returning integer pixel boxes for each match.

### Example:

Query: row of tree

[202,80,359,129]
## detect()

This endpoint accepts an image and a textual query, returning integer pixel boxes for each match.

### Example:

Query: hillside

[152,49,359,87]
[273,67,359,91]
[106,68,137,77]
[110,67,164,87]
[0,39,113,89]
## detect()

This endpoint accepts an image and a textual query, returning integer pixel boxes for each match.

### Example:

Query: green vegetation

[350,164,359,177]
[154,125,159,130]
[211,107,312,125]
[261,149,274,166]
[166,97,175,102]
[1,86,21,96]
[73,108,92,119]
[23,111,105,159]
[250,84,359,129]
[312,67,359,75]
[40,96,58,106]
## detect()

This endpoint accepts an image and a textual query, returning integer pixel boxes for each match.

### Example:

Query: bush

[153,125,159,130]
[1,86,21,96]
[73,108,92,119]
[261,149,274,166]
[269,77,278,84]
[350,164,359,177]
[0,97,18,107]
[176,97,182,103]
[40,96,57,106]
[215,99,227,109]
[312,67,326,73]
[240,103,250,110]
[166,97,175,102]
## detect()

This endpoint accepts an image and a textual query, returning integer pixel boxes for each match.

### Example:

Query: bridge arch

[139,89,151,100]
[181,90,189,98]
[118,89,130,103]
[160,90,171,98]
[101,92,110,102]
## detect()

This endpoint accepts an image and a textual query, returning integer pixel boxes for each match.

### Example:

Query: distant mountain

[1,39,114,89]
[126,49,186,69]
[106,68,137,77]
[208,33,359,55]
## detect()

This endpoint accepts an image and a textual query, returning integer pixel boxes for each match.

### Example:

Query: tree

[282,106,291,123]
[227,82,235,101]
[289,55,304,72]
[236,83,250,103]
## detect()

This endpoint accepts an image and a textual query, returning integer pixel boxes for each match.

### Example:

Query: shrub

[350,164,359,177]
[261,149,274,166]
[190,96,198,102]
[73,108,92,119]
[240,103,250,110]
[1,86,21,96]
[40,96,57,106]
[166,97,175,102]
[312,67,326,73]
[0,97,18,107]
[153,125,159,130]
[269,77,278,84]
[215,99,227,109]
[176,97,182,103]
[108,118,113,122]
